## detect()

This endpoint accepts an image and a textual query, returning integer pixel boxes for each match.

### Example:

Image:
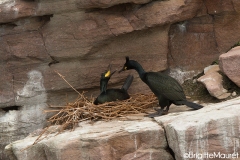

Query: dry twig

[45,93,158,131]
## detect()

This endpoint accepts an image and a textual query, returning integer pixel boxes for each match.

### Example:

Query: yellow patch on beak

[105,70,111,77]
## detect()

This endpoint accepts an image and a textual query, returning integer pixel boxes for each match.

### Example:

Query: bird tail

[181,100,203,110]
[121,75,133,91]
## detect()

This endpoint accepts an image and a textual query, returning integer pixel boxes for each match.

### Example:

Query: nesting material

[45,92,158,131]
[25,71,157,148]
[43,71,157,132]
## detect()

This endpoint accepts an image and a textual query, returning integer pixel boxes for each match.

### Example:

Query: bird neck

[131,61,146,79]
[100,79,108,93]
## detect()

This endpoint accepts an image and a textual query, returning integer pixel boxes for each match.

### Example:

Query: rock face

[197,65,231,99]
[155,97,240,160]
[5,97,240,160]
[1,0,240,159]
[5,119,174,160]
[219,46,240,87]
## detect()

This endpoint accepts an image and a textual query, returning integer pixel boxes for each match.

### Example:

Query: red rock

[197,65,230,99]
[76,0,152,9]
[5,119,174,160]
[133,0,202,27]
[204,0,234,14]
[214,13,240,53]
[0,68,14,106]
[0,0,79,23]
[168,15,220,82]
[1,0,240,159]
[233,0,240,12]
[0,0,36,23]
[155,97,240,160]
[219,46,240,87]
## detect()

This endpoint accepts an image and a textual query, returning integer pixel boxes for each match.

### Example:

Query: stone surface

[214,13,240,53]
[219,46,240,87]
[0,0,79,23]
[204,0,240,53]
[168,15,220,83]
[203,64,220,74]
[76,0,152,9]
[204,0,234,15]
[0,70,48,160]
[5,97,240,160]
[1,0,240,159]
[197,65,231,99]
[155,97,240,160]
[4,119,174,160]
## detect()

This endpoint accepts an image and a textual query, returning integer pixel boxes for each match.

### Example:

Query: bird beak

[118,66,126,73]
[110,70,117,77]
[118,68,123,73]
[105,64,117,77]
[104,64,112,77]
[105,70,111,77]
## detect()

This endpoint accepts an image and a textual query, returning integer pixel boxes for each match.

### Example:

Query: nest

[26,92,158,148]
[45,92,158,131]
[24,71,158,149]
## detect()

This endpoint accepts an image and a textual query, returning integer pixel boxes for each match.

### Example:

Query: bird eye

[124,66,127,70]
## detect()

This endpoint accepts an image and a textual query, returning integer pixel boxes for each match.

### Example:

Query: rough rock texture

[155,97,240,160]
[5,97,240,160]
[168,15,220,83]
[0,70,48,160]
[1,0,240,159]
[197,65,231,99]
[4,119,174,160]
[169,0,240,82]
[219,46,240,87]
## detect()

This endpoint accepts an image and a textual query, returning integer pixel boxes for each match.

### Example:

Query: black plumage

[119,57,203,117]
[94,65,133,105]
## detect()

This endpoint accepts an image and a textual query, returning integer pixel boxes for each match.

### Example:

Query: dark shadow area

[2,106,21,112]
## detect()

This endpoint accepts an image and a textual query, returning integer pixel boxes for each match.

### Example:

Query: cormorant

[94,65,133,105]
[119,57,203,117]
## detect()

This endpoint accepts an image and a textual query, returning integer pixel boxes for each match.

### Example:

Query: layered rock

[155,97,240,160]
[5,97,240,160]
[1,0,240,159]
[5,119,174,160]
[197,65,231,99]
[168,15,219,83]
[169,0,240,81]
[219,46,240,87]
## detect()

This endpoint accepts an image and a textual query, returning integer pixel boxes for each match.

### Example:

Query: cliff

[1,0,240,159]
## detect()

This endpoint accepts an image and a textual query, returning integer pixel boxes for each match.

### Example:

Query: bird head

[102,64,116,79]
[119,56,134,73]
[100,64,116,93]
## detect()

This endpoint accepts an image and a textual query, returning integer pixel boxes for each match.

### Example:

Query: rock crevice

[4,97,240,160]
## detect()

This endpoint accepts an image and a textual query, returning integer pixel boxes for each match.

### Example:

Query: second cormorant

[119,57,203,117]
[94,65,133,105]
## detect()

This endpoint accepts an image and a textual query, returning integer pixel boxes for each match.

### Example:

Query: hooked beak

[105,64,117,77]
[118,68,124,73]
[104,64,111,77]
[110,70,117,77]
[118,66,126,73]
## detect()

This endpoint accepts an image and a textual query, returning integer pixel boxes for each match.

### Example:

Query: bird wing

[145,72,186,101]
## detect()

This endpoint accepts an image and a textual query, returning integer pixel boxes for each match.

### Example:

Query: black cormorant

[94,65,133,105]
[119,57,203,117]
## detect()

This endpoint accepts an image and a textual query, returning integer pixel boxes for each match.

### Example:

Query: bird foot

[145,109,169,118]
[146,112,162,118]
[153,107,160,111]
[162,110,169,115]
[146,109,163,118]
